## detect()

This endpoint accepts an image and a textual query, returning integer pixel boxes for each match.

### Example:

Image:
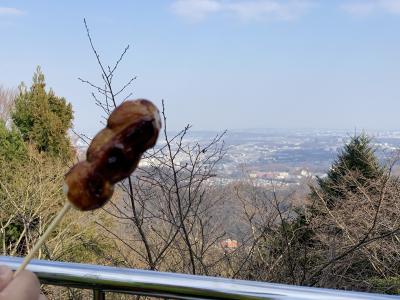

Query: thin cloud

[342,0,400,17]
[170,0,312,22]
[0,7,25,16]
[171,0,222,22]
[381,0,400,14]
[226,1,311,21]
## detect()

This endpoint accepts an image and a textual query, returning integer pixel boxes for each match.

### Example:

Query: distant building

[248,171,289,180]
[220,239,238,251]
[300,169,311,177]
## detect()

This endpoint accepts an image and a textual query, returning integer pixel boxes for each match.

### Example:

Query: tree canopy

[12,66,74,161]
[0,120,26,164]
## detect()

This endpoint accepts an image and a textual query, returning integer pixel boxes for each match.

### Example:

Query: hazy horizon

[1,1,400,136]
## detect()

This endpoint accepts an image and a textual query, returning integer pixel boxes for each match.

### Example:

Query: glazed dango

[15,99,161,276]
[64,99,161,211]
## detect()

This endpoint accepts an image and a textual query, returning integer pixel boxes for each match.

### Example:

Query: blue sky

[1,0,400,136]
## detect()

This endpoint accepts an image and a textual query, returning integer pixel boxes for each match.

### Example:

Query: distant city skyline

[1,0,400,136]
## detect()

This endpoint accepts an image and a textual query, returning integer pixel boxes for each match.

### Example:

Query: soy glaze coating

[64,99,161,211]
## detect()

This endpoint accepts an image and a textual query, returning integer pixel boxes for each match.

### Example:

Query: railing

[0,256,398,300]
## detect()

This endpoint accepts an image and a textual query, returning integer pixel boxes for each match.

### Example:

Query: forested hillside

[1,66,399,299]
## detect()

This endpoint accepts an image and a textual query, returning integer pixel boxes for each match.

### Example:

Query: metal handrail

[0,256,397,300]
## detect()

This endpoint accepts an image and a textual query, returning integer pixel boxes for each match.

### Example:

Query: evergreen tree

[0,79,110,273]
[276,134,385,286]
[12,66,74,161]
[314,133,383,208]
[0,120,26,164]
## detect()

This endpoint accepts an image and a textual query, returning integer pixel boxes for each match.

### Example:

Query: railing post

[93,289,105,300]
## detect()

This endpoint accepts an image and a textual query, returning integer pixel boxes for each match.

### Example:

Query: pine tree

[12,66,74,161]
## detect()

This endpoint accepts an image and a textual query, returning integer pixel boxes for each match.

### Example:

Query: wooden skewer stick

[14,202,72,277]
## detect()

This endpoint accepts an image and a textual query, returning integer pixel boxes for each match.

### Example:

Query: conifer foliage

[314,134,383,207]
[12,66,74,160]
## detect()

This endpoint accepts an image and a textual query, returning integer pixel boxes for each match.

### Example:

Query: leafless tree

[302,157,400,291]
[222,174,309,284]
[79,19,229,275]
[0,85,17,123]
[230,157,400,293]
